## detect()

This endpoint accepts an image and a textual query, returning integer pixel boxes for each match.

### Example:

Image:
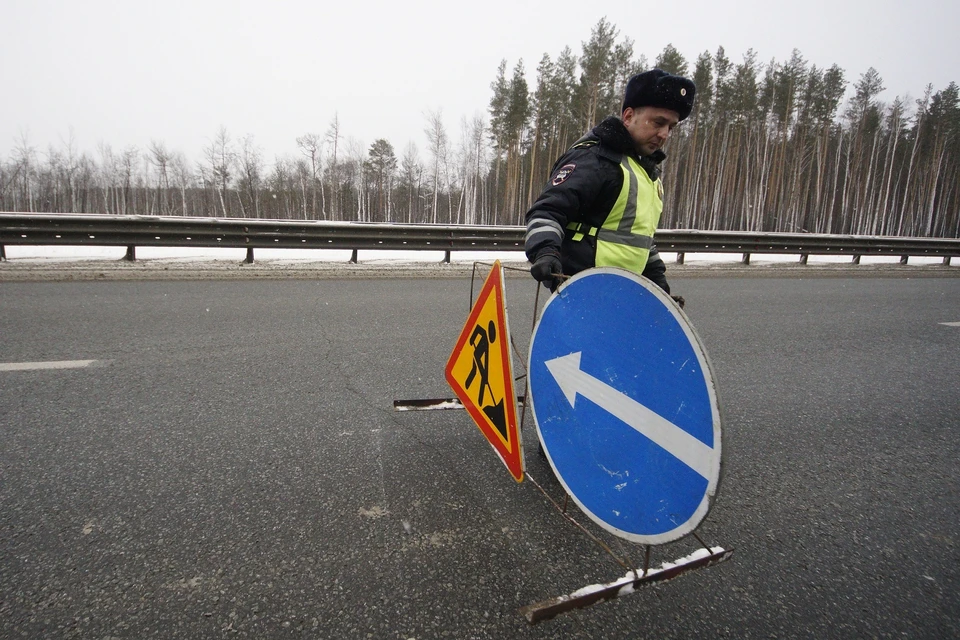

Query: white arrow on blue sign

[528,267,722,545]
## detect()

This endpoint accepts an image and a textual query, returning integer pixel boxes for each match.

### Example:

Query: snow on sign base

[445,261,523,482]
[528,268,722,544]
[520,546,733,624]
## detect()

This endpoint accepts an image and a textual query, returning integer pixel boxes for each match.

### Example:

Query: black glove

[530,250,562,292]
[671,295,686,309]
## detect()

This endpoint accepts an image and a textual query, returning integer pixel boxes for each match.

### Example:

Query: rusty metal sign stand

[394,262,733,624]
[394,395,525,412]
[518,544,733,624]
[519,465,733,621]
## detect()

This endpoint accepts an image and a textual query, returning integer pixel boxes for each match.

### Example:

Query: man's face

[622,106,681,157]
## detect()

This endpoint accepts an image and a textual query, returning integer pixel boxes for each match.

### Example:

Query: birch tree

[296,133,324,218]
[424,109,449,223]
[203,127,234,217]
[398,142,424,223]
[148,141,172,215]
[325,115,342,220]
[237,135,264,218]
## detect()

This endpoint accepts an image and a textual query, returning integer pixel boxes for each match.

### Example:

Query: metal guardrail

[653,229,960,265]
[0,213,523,263]
[0,212,958,265]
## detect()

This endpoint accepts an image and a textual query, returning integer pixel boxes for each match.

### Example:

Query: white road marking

[940,322,960,327]
[0,360,98,372]
[545,351,714,480]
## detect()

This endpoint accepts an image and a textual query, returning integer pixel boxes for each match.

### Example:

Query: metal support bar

[124,245,136,261]
[245,247,255,264]
[945,256,953,266]
[519,547,734,624]
[676,252,685,265]
[852,254,861,264]
[0,244,5,261]
[741,252,750,265]
[443,250,451,264]
[900,255,909,265]
[800,253,809,265]
[349,249,358,264]
[525,472,635,574]
[393,396,525,411]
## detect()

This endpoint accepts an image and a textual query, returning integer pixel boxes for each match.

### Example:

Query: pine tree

[577,18,618,130]
[367,139,397,221]
[504,60,531,222]
[691,51,714,121]
[603,38,639,118]
[655,44,688,76]
[549,46,580,155]
[922,82,960,234]
[528,54,555,211]
[488,59,510,220]
[712,46,733,123]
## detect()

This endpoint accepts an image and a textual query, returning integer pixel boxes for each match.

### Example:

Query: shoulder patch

[551,163,576,186]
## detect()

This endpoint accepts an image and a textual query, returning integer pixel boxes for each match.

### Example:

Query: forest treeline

[1,18,958,237]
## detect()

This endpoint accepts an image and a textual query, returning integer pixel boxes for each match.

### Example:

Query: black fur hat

[622,69,696,121]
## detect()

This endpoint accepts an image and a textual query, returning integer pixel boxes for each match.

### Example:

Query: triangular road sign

[445,261,523,482]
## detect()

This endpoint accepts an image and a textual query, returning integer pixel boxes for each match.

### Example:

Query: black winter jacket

[524,116,671,293]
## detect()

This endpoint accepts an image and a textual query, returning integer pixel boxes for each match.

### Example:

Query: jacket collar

[591,115,666,178]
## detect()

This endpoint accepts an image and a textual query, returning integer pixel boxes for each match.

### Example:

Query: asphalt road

[1,274,958,639]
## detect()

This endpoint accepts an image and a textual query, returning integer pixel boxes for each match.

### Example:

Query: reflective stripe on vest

[593,156,662,275]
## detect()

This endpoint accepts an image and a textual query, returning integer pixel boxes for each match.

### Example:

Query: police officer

[524,69,695,301]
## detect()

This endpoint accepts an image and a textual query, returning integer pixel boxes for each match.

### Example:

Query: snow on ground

[1,245,519,265]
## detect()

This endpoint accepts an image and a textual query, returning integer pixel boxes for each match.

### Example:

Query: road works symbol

[528,267,722,544]
[445,261,523,482]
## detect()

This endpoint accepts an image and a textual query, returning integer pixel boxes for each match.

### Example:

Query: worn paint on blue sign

[528,268,722,545]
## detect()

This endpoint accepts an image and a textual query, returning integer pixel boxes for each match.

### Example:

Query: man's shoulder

[560,135,622,166]
[570,132,599,150]
[551,143,602,172]
[542,143,620,193]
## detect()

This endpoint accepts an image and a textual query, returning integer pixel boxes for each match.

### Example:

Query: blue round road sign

[528,268,722,544]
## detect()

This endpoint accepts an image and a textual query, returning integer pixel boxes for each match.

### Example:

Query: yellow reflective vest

[565,153,663,276]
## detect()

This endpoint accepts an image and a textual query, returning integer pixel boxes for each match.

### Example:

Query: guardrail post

[676,252,685,265]
[800,254,809,265]
[443,250,451,264]
[852,254,861,264]
[349,249,358,264]
[124,245,136,261]
[741,252,751,265]
[0,244,5,261]
[900,255,909,265]
[944,257,953,266]
[245,247,255,264]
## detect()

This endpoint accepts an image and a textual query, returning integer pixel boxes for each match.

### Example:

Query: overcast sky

[2,0,957,166]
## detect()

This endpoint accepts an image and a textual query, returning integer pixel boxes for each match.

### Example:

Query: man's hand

[671,295,686,309]
[530,249,562,292]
